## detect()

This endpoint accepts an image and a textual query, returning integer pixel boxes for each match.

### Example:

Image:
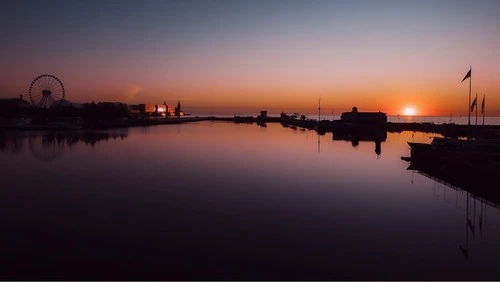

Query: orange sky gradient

[1,1,499,116]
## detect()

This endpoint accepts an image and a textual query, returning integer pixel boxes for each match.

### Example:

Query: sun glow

[403,107,417,116]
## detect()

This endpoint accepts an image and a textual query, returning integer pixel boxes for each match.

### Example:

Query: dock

[2,113,500,138]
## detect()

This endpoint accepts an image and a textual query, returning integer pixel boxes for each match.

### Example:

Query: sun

[402,106,417,116]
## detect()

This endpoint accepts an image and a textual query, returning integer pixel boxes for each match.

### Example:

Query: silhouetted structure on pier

[340,106,387,127]
[175,101,182,117]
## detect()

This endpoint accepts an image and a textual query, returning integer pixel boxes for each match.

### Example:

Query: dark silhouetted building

[341,106,387,127]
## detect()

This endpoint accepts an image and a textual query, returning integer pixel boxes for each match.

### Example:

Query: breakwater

[206,116,500,139]
[281,117,500,139]
[2,114,500,138]
[0,116,210,130]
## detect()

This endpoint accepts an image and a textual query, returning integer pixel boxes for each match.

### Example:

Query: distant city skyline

[1,0,499,116]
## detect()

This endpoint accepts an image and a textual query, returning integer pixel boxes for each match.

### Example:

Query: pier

[2,111,500,138]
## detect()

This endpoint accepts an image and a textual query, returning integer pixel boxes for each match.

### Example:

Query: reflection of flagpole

[472,196,476,239]
[460,191,470,259]
[479,198,483,235]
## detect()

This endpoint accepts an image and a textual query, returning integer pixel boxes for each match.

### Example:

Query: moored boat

[404,136,500,177]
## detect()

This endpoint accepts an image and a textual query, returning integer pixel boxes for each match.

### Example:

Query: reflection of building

[341,106,387,126]
[1,130,129,161]
[332,128,386,156]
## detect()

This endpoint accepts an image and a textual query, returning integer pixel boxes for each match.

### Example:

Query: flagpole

[475,93,478,140]
[475,93,478,126]
[482,94,485,126]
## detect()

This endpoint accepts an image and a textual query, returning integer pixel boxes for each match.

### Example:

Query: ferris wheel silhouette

[28,74,65,108]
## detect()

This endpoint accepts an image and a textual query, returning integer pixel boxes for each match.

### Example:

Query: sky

[1,0,499,116]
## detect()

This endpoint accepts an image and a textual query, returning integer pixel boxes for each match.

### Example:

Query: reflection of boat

[405,160,500,207]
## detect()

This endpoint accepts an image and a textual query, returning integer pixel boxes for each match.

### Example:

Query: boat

[402,136,500,208]
[408,136,500,159]
[403,137,500,183]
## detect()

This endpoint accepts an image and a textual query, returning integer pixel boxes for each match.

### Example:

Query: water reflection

[332,127,386,149]
[403,158,499,260]
[0,131,24,155]
[281,124,387,157]
[458,191,491,260]
[0,130,128,160]
[2,123,500,280]
[28,135,65,161]
[405,159,500,207]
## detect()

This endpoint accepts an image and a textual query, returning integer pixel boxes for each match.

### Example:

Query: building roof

[51,99,84,108]
[0,98,30,108]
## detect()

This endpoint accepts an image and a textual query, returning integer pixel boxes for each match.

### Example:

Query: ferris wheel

[28,74,65,108]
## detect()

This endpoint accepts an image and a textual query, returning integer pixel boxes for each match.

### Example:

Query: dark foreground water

[1,121,499,280]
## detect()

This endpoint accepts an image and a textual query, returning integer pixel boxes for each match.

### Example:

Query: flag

[481,95,485,114]
[470,96,477,112]
[462,69,471,82]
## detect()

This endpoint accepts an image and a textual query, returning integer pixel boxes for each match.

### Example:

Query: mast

[318,98,321,122]
[317,98,321,154]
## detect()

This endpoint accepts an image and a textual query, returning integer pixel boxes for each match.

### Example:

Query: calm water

[1,121,500,280]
